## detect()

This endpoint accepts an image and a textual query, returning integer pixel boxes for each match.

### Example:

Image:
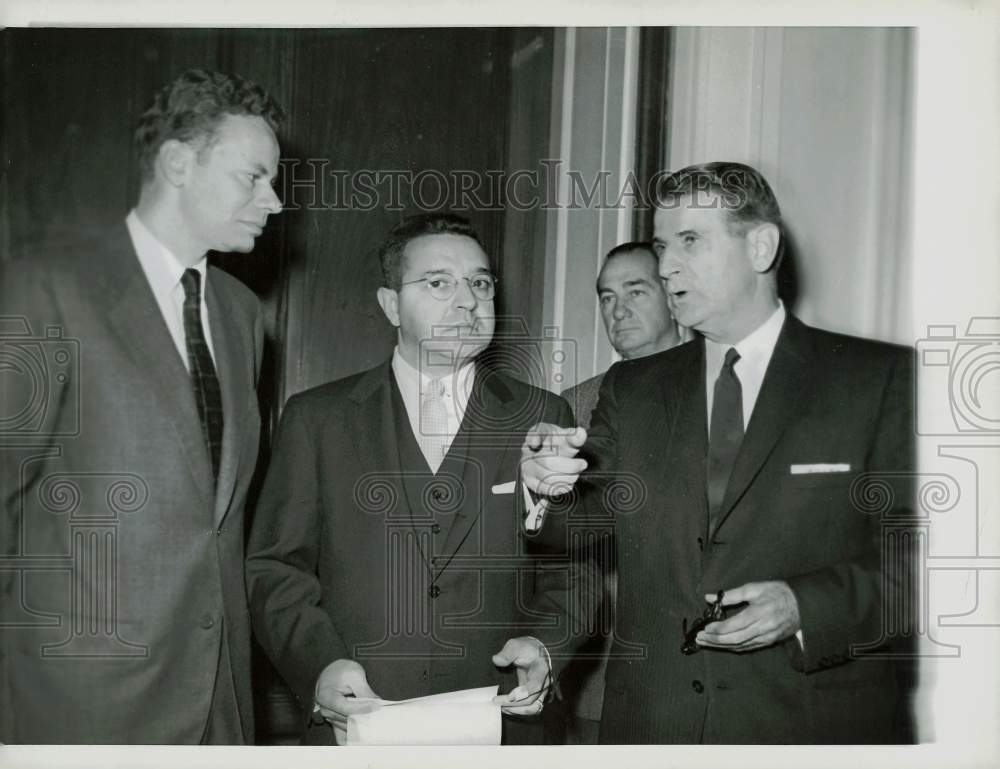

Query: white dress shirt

[704,301,803,646]
[126,210,215,370]
[391,347,475,469]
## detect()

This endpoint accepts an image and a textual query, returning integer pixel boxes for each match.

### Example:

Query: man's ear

[746,223,781,273]
[376,287,401,327]
[156,139,193,187]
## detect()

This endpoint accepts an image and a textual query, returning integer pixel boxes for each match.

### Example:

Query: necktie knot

[723,347,741,371]
[425,378,446,400]
[181,268,201,305]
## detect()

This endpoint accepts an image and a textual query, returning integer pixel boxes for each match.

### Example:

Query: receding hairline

[597,246,662,292]
[397,231,491,278]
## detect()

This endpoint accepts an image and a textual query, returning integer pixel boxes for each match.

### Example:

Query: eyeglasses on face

[399,273,498,302]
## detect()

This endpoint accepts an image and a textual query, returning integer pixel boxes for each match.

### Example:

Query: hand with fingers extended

[695,581,801,652]
[314,658,383,745]
[520,423,588,497]
[491,637,552,716]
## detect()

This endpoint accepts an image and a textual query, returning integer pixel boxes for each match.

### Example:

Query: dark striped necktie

[180,268,223,483]
[707,347,743,534]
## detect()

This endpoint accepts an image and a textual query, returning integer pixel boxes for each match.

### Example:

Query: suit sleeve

[785,347,916,673]
[578,362,622,477]
[524,390,608,675]
[245,395,349,707]
[0,260,67,554]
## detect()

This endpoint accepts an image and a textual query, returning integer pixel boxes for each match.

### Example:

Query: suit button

[432,489,444,501]
[691,680,704,694]
[428,586,442,598]
[431,523,442,534]
[216,527,223,536]
[200,613,215,629]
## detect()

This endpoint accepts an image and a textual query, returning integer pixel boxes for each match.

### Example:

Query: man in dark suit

[558,240,680,743]
[519,161,914,743]
[0,69,283,743]
[245,213,573,745]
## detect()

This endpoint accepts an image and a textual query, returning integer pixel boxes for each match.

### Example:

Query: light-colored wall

[546,27,916,391]
[541,27,640,392]
[669,26,915,346]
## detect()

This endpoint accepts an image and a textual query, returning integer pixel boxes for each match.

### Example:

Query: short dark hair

[378,213,487,290]
[134,69,285,182]
[605,240,656,263]
[656,161,784,266]
[598,241,659,292]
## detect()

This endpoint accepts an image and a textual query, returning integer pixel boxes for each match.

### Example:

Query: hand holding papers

[314,659,381,745]
[345,686,501,745]
[491,636,552,716]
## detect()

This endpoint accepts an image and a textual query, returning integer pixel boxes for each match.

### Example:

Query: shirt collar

[705,301,786,375]
[126,209,208,300]
[391,346,476,400]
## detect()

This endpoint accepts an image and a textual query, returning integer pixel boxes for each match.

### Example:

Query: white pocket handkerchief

[491,481,516,495]
[790,463,851,475]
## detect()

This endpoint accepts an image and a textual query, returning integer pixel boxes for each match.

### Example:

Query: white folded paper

[345,685,501,746]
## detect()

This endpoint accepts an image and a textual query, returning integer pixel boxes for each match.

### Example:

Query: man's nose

[453,277,478,310]
[257,183,283,215]
[612,300,629,320]
[658,250,679,279]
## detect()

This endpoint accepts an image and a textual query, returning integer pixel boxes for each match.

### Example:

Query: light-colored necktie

[419,378,449,474]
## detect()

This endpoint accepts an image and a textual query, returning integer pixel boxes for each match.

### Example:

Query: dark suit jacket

[563,371,605,432]
[581,314,914,744]
[0,223,263,743]
[245,360,573,743]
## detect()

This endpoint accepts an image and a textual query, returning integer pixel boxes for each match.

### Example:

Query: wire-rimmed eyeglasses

[399,273,498,302]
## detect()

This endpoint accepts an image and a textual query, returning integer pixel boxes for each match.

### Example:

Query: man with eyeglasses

[246,213,575,745]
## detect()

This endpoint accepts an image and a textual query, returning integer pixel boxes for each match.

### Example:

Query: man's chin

[420,339,489,369]
[230,241,256,254]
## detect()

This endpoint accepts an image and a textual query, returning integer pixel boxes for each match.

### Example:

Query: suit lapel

[349,363,406,509]
[656,340,710,544]
[439,364,515,556]
[206,273,246,526]
[101,225,214,505]
[712,315,813,536]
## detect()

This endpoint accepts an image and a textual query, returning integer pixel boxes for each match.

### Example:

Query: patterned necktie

[180,269,223,483]
[707,347,744,533]
[419,378,449,474]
